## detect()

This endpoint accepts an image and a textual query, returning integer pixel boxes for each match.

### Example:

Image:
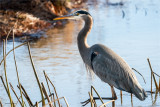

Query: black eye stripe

[75,10,91,16]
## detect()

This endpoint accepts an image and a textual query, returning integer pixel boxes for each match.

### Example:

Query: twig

[88,92,93,107]
[0,99,3,107]
[27,42,45,106]
[152,90,158,105]
[17,84,33,106]
[153,72,160,78]
[52,94,56,107]
[35,102,39,107]
[41,82,53,107]
[9,83,23,106]
[12,30,25,107]
[99,100,115,107]
[147,58,158,90]
[0,42,27,66]
[43,71,53,100]
[159,78,160,91]
[132,68,146,84]
[3,39,14,107]
[45,97,69,107]
[0,76,7,95]
[91,86,106,107]
[32,93,54,106]
[44,73,61,107]
[43,71,56,106]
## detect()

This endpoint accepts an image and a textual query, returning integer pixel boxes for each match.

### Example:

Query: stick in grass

[3,39,14,107]
[41,82,53,107]
[44,72,61,107]
[0,42,27,66]
[0,99,3,107]
[12,30,25,107]
[27,42,45,106]
[17,84,33,106]
[9,83,23,106]
[147,58,158,90]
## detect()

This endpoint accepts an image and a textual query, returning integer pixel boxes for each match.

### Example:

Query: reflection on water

[0,0,160,106]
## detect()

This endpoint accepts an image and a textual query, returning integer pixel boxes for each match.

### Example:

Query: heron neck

[77,15,93,64]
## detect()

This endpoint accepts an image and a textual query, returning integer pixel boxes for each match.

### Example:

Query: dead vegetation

[0,0,86,39]
[0,30,69,107]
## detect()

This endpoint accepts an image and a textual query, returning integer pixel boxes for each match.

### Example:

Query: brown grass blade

[12,30,25,107]
[159,78,160,91]
[27,42,45,106]
[36,102,39,107]
[9,83,23,106]
[44,72,61,107]
[0,99,3,107]
[32,93,54,106]
[91,86,106,107]
[0,76,8,95]
[45,97,69,107]
[88,92,93,107]
[147,58,158,90]
[152,90,158,105]
[43,71,56,106]
[0,42,27,66]
[132,68,146,84]
[41,82,53,107]
[99,100,115,107]
[3,39,14,107]
[17,84,33,106]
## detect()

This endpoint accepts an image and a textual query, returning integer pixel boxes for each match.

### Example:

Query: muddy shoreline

[0,0,86,40]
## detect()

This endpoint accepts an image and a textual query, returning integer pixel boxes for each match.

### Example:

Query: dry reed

[0,32,68,107]
[147,58,159,90]
[27,42,45,106]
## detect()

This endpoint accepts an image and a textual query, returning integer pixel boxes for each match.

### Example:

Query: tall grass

[0,30,69,107]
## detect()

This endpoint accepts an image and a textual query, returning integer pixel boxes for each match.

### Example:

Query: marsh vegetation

[0,0,160,106]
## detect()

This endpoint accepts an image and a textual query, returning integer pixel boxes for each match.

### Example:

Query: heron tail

[132,85,147,101]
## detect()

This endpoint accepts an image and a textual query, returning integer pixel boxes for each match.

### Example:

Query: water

[0,0,160,106]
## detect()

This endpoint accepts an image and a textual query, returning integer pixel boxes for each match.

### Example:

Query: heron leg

[111,85,117,100]
[110,86,117,107]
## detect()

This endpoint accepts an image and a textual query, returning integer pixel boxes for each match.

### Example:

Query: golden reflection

[30,20,83,49]
[29,20,84,62]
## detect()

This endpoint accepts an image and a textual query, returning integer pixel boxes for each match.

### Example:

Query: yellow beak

[53,15,75,20]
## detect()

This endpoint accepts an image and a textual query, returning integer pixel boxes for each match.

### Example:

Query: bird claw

[81,97,116,106]
[81,99,90,106]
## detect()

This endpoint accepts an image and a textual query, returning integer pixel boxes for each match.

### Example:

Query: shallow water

[0,0,160,106]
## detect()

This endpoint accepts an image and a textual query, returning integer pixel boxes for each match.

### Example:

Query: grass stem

[147,58,158,90]
[12,30,25,107]
[3,39,14,107]
[27,42,45,106]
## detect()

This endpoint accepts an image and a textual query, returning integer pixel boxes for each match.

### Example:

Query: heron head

[53,10,91,21]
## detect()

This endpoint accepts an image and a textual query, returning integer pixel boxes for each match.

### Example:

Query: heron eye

[75,13,80,16]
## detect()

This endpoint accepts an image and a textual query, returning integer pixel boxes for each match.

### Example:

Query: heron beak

[53,14,75,20]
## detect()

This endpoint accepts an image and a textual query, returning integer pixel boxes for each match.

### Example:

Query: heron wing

[90,44,138,92]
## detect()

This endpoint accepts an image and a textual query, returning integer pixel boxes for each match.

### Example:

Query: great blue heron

[54,10,147,101]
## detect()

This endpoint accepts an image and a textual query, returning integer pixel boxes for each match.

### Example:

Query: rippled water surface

[0,0,160,106]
